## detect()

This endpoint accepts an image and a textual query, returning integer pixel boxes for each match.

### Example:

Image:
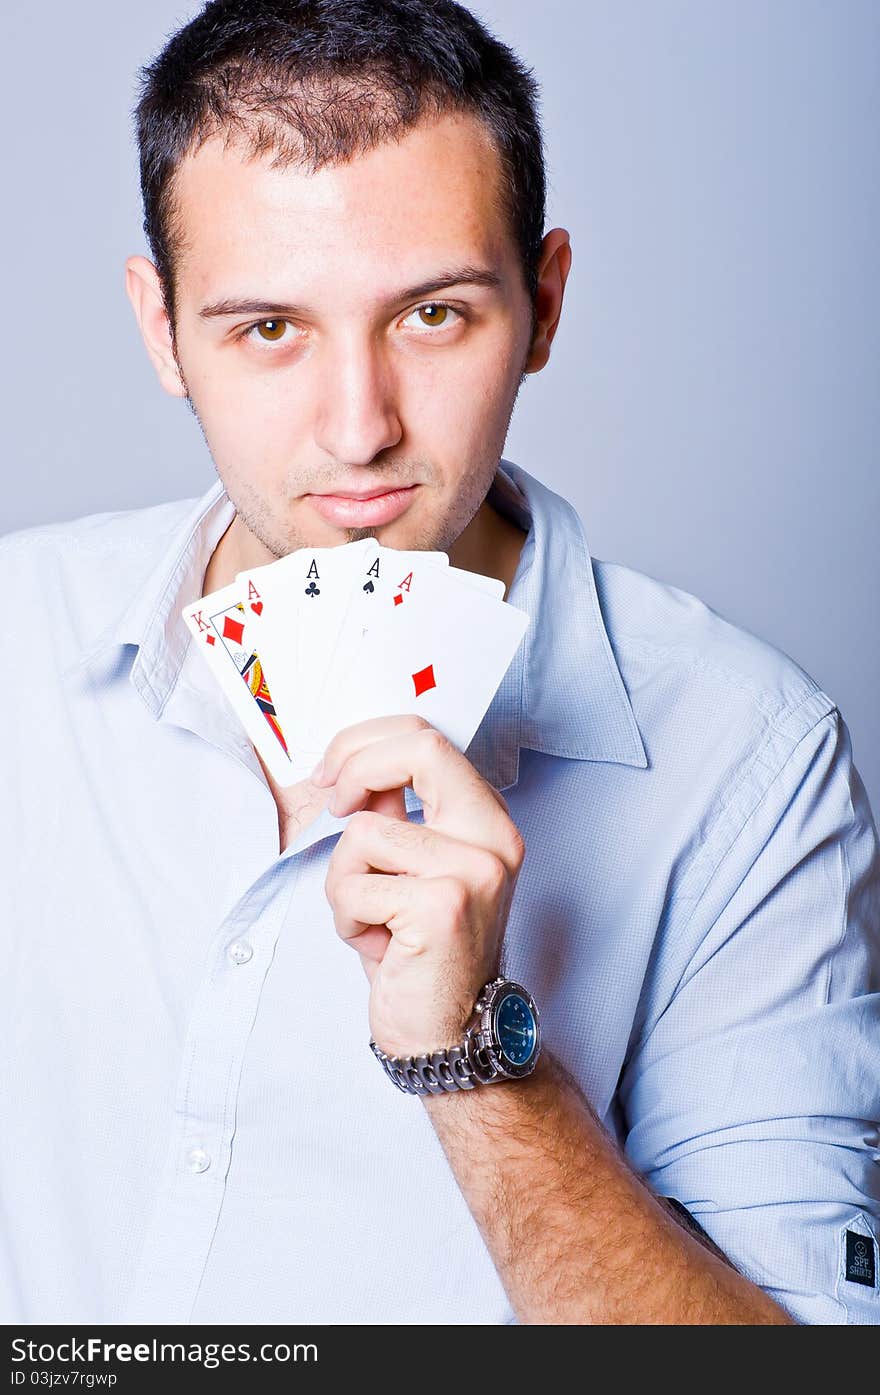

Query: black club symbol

[305,582,320,599]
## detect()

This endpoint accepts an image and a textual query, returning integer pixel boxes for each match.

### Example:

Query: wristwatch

[370,977,541,1096]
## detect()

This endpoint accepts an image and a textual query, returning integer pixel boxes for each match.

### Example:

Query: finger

[331,871,475,965]
[346,923,391,967]
[363,785,407,821]
[317,715,413,821]
[312,715,426,786]
[330,870,420,947]
[323,724,523,871]
[316,713,509,817]
[326,809,506,895]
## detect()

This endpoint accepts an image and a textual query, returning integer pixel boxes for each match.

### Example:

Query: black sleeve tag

[845,1229,877,1288]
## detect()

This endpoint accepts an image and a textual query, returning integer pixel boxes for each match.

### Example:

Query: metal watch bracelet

[369,1037,501,1096]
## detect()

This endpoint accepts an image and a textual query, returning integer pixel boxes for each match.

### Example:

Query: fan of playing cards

[182,537,530,787]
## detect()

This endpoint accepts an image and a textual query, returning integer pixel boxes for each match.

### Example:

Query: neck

[447,497,527,601]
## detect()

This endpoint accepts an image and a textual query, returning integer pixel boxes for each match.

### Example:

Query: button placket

[119,858,304,1324]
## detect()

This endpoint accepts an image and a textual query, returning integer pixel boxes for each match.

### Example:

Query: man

[2,0,877,1326]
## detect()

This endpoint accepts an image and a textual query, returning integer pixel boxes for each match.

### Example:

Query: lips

[312,486,411,500]
[306,485,418,527]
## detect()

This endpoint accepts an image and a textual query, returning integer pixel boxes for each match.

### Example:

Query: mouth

[312,485,412,500]
[305,484,419,527]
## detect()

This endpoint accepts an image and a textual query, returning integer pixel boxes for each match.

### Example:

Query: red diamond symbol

[412,663,436,697]
[206,634,216,646]
[222,615,245,644]
[393,593,403,606]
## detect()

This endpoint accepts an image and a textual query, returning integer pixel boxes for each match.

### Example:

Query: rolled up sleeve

[620,706,880,1325]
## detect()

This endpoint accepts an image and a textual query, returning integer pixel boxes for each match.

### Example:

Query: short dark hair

[133,0,546,335]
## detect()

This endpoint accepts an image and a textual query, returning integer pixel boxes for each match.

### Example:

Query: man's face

[165,109,536,561]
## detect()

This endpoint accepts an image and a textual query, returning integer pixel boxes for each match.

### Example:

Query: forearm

[422,1049,795,1325]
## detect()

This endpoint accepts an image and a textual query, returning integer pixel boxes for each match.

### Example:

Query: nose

[313,332,403,467]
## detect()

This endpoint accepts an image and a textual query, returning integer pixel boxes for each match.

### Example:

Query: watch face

[496,992,537,1067]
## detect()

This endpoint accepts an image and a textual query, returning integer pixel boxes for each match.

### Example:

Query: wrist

[370,962,502,1061]
[370,1007,474,1062]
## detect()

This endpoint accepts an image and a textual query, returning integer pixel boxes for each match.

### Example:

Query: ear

[523,228,572,375]
[125,255,187,398]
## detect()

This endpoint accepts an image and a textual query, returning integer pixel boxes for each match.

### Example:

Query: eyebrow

[197,266,504,320]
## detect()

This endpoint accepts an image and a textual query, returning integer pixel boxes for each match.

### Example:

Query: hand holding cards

[182,537,529,786]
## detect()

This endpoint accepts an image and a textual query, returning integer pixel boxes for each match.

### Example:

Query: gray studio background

[3,0,878,815]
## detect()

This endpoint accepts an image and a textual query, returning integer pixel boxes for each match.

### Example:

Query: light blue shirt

[2,461,878,1326]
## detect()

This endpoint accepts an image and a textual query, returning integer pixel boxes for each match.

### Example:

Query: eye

[243,318,297,348]
[402,302,461,332]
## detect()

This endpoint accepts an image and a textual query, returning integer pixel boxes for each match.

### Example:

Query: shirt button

[227,939,254,966]
[187,1147,211,1174]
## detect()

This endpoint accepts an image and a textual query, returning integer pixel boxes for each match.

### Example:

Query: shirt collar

[71,461,646,790]
[475,460,647,785]
[72,477,236,715]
